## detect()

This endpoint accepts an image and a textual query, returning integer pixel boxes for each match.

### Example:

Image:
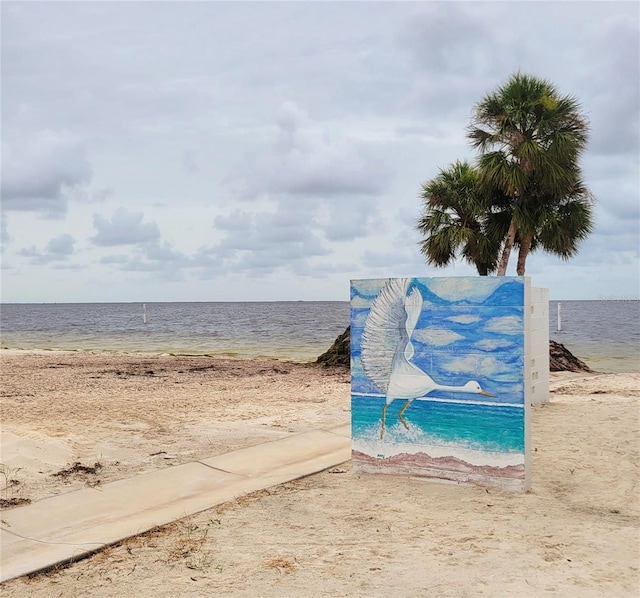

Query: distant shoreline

[2,344,639,373]
[0,346,320,363]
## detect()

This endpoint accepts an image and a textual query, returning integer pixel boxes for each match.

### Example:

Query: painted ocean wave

[352,395,525,454]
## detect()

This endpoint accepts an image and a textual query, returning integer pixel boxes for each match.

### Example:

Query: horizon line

[2,298,637,305]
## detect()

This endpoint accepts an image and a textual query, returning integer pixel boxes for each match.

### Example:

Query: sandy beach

[1,349,638,596]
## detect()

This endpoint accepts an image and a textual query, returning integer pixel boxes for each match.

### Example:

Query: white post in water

[557,302,561,332]
[143,303,147,325]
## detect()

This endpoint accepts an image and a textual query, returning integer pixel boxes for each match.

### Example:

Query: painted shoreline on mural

[352,452,526,492]
[350,276,530,491]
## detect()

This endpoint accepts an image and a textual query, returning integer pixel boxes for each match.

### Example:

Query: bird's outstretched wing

[361,278,412,393]
[403,287,422,361]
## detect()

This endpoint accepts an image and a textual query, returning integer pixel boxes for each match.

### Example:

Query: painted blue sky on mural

[351,277,525,406]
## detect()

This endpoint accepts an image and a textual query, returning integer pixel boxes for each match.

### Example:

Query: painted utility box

[350,276,548,492]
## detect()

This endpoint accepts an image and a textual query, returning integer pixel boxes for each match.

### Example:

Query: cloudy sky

[2,1,638,303]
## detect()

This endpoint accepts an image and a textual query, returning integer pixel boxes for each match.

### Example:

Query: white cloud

[1,216,10,246]
[210,206,330,271]
[477,356,514,377]
[46,234,75,257]
[484,316,522,335]
[576,14,639,156]
[241,101,391,200]
[351,296,373,309]
[448,315,480,324]
[17,233,76,265]
[351,311,369,329]
[428,277,506,302]
[476,338,516,351]
[1,130,92,216]
[441,355,477,375]
[413,327,464,346]
[441,355,511,377]
[91,208,161,247]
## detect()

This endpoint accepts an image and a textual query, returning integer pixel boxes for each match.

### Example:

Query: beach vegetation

[417,160,510,275]
[417,72,594,275]
[0,463,31,508]
[166,522,215,572]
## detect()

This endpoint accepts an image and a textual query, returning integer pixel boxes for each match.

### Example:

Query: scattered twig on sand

[265,556,297,574]
[52,461,103,479]
[0,496,32,509]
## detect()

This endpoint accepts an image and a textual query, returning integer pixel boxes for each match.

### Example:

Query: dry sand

[1,349,639,597]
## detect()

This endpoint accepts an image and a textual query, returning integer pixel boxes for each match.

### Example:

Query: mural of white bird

[361,278,495,439]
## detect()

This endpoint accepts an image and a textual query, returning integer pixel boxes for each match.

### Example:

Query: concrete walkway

[0,424,351,583]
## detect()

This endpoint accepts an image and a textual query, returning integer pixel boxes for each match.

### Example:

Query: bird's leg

[398,399,412,430]
[380,403,388,440]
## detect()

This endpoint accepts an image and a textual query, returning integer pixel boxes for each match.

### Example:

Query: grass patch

[165,523,216,572]
[0,463,31,509]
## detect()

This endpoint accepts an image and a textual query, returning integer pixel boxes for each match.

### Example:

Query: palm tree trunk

[516,234,533,275]
[497,219,517,275]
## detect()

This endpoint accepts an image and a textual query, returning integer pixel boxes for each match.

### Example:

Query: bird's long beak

[479,390,496,397]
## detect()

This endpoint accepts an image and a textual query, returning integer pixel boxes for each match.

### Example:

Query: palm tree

[516,175,594,274]
[468,72,593,275]
[417,161,509,275]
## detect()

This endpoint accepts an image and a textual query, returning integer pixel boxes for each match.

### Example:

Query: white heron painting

[350,276,531,491]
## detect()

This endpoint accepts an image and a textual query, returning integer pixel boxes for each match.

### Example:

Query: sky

[1,1,639,303]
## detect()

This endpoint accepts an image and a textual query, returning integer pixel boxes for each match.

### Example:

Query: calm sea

[0,302,349,362]
[1,300,638,371]
[548,300,639,373]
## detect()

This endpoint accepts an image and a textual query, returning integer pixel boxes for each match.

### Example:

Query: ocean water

[549,300,639,373]
[352,394,524,454]
[0,302,350,362]
[1,300,638,370]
